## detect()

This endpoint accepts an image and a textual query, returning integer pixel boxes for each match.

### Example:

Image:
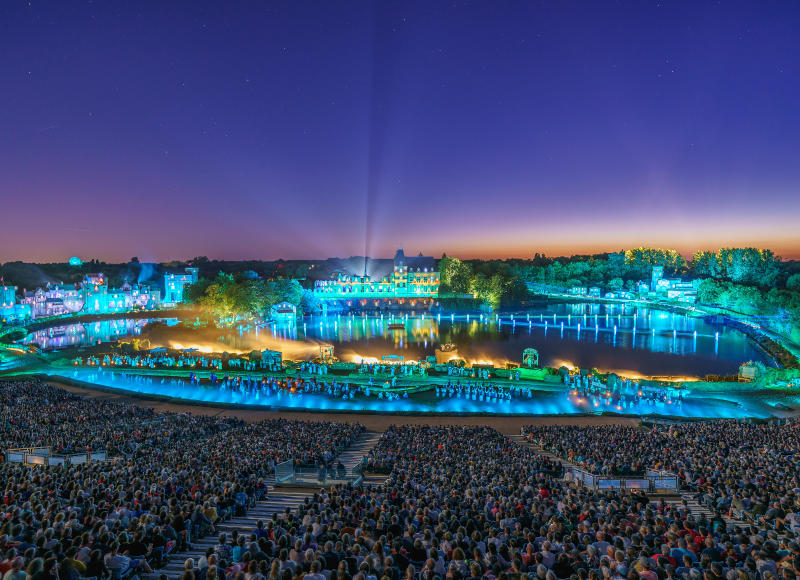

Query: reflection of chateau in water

[23,318,175,350]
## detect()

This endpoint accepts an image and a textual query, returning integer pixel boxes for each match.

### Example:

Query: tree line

[438,248,800,340]
[183,273,312,320]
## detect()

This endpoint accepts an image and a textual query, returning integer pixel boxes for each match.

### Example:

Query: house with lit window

[271,301,297,321]
[163,267,199,304]
[84,288,129,314]
[123,282,162,309]
[0,285,32,322]
[79,280,162,315]
[650,266,698,303]
[1,286,16,309]
[5,274,166,321]
[78,273,163,314]
[83,273,108,293]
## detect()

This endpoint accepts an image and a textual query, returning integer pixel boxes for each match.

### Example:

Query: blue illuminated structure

[163,267,199,304]
[314,249,440,308]
[0,285,32,322]
[271,301,297,321]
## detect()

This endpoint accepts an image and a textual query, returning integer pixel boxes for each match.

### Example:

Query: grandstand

[1,378,798,580]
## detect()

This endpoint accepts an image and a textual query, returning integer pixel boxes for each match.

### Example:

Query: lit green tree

[469,273,504,309]
[439,256,472,294]
[691,251,721,278]
[624,247,686,278]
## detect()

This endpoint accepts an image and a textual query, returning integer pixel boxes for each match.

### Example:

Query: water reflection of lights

[20,302,770,379]
[49,367,769,419]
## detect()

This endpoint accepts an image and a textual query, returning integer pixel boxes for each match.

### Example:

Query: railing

[273,459,364,486]
[568,466,678,492]
[289,466,364,486]
[275,459,294,484]
[5,447,108,467]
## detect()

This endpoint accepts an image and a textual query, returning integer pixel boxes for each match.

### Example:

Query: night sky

[2,1,799,262]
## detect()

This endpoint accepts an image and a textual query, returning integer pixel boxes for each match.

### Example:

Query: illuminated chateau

[314,249,440,308]
[1,270,178,323]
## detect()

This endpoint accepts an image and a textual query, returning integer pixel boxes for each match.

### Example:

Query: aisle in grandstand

[159,487,309,578]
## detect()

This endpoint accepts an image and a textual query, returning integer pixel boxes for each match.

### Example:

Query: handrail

[6,446,52,454]
[5,449,108,467]
[567,466,679,492]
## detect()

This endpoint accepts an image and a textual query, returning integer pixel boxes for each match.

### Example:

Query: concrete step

[336,431,382,471]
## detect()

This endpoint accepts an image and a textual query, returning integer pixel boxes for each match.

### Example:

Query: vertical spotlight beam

[364,4,396,267]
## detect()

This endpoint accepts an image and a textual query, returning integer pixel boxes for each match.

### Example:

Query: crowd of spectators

[173,423,798,580]
[522,421,800,525]
[0,379,364,580]
[3,376,800,580]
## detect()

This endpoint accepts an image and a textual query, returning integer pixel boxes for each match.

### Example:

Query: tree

[624,247,686,277]
[691,251,720,278]
[267,278,304,306]
[184,278,213,304]
[787,274,800,292]
[469,273,504,309]
[717,248,779,286]
[608,278,624,291]
[697,279,724,304]
[439,257,472,294]
[503,278,531,304]
[300,289,321,315]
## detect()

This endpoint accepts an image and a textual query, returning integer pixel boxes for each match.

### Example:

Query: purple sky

[2,1,799,262]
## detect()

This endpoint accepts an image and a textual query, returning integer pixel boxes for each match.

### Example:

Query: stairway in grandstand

[161,482,308,578]
[508,433,572,472]
[662,493,715,519]
[160,430,385,577]
[337,430,382,473]
[337,430,387,487]
[661,493,749,529]
[344,430,388,487]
